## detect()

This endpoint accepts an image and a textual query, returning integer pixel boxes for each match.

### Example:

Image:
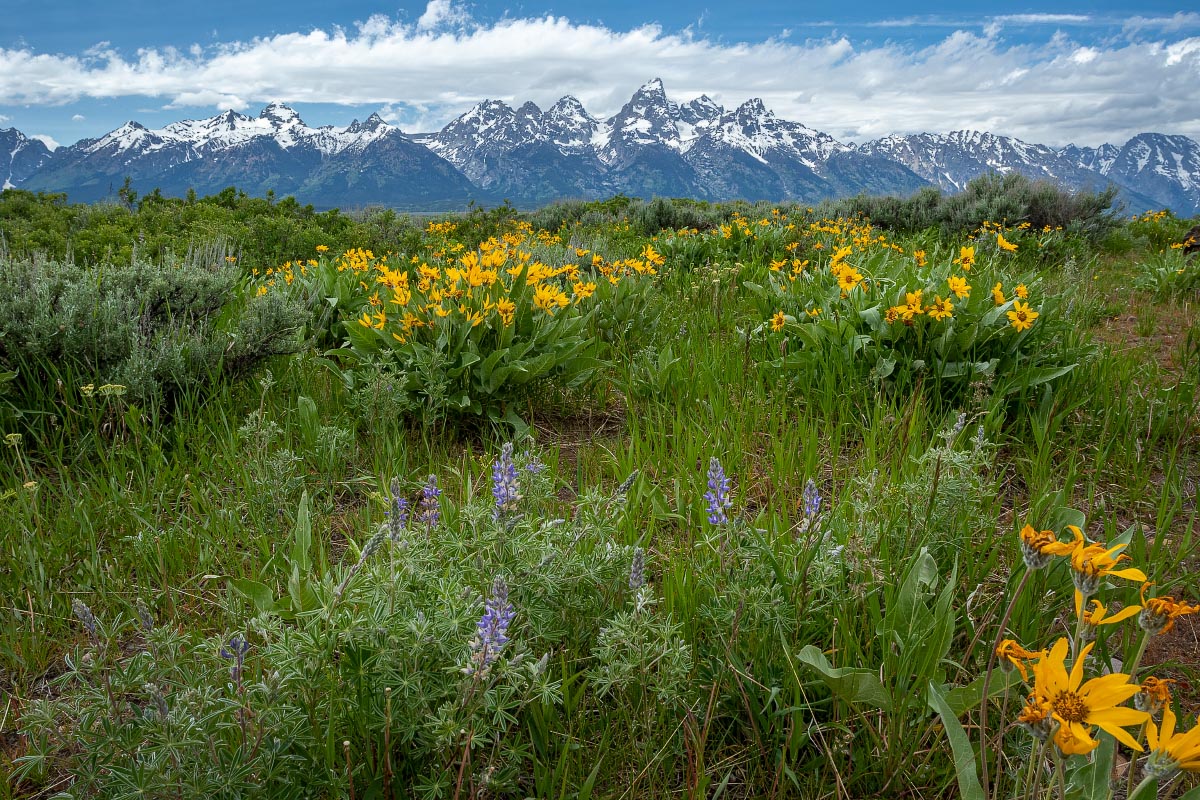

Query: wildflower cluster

[992,519,1200,786]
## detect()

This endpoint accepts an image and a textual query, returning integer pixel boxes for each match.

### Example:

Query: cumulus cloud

[0,0,1198,146]
[71,113,86,121]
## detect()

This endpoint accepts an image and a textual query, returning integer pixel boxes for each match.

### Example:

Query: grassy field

[2,184,1199,799]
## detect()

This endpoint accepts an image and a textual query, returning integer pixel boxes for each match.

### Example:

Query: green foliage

[5,190,1200,799]
[0,251,306,419]
[825,172,1121,242]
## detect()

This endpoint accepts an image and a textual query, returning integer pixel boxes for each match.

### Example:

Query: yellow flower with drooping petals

[948,275,971,299]
[996,639,1044,681]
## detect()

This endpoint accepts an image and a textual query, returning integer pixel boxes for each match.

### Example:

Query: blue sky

[2,1,1199,148]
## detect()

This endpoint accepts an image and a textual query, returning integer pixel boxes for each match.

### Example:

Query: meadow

[1,178,1199,799]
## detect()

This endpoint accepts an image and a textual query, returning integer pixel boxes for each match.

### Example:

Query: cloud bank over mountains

[1,1,1199,147]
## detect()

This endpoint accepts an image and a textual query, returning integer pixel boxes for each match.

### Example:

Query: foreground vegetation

[2,179,1200,799]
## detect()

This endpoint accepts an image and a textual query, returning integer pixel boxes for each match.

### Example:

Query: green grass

[2,197,1199,799]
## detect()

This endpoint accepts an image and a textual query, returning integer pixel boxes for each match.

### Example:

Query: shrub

[0,251,306,417]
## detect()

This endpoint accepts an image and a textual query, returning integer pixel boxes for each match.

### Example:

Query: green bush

[0,252,306,418]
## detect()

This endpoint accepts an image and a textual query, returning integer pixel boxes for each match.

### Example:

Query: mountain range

[4,79,1199,215]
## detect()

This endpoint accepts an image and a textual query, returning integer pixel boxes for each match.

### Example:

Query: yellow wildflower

[927,295,953,321]
[1007,300,1038,332]
[1028,638,1147,755]
[955,246,975,270]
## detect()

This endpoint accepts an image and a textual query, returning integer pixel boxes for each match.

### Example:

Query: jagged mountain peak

[345,113,392,135]
[681,95,723,121]
[732,98,773,122]
[516,101,542,119]
[637,77,667,96]
[259,102,304,126]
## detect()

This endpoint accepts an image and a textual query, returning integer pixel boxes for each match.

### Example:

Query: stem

[1023,737,1047,800]
[1129,774,1158,800]
[1052,748,1067,800]
[1126,722,1147,800]
[1125,630,1152,682]
[981,567,1034,798]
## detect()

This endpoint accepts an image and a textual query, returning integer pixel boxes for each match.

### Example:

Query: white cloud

[71,113,86,121]
[1124,13,1200,34]
[991,14,1091,25]
[0,114,9,123]
[0,6,1198,146]
[416,0,470,32]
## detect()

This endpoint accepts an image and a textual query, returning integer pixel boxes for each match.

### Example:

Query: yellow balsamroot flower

[1015,283,1029,299]
[770,258,787,272]
[902,290,925,320]
[316,244,329,253]
[948,275,971,299]
[771,311,787,332]
[641,244,666,267]
[992,282,1006,305]
[497,298,516,326]
[955,246,975,270]
[927,295,954,321]
[996,639,1044,681]
[1081,599,1142,631]
[533,284,569,315]
[1139,583,1200,635]
[1136,676,1174,716]
[1043,525,1147,615]
[837,267,864,294]
[1007,300,1039,332]
[996,233,1018,252]
[829,245,852,271]
[1028,638,1148,756]
[572,281,597,302]
[807,307,822,317]
[884,306,902,324]
[1145,704,1200,777]
[913,249,927,267]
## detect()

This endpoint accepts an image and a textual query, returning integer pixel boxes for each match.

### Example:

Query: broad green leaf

[926,682,986,800]
[796,645,892,711]
[228,578,276,614]
[291,490,312,574]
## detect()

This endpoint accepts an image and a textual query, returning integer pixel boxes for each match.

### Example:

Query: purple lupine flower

[802,478,821,520]
[629,546,646,592]
[72,599,99,643]
[418,474,441,527]
[467,576,516,674]
[219,634,250,685]
[703,457,731,525]
[492,443,520,520]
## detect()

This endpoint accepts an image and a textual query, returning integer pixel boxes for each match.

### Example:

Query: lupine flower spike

[467,576,516,675]
[493,443,521,521]
[418,474,441,528]
[704,457,731,525]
